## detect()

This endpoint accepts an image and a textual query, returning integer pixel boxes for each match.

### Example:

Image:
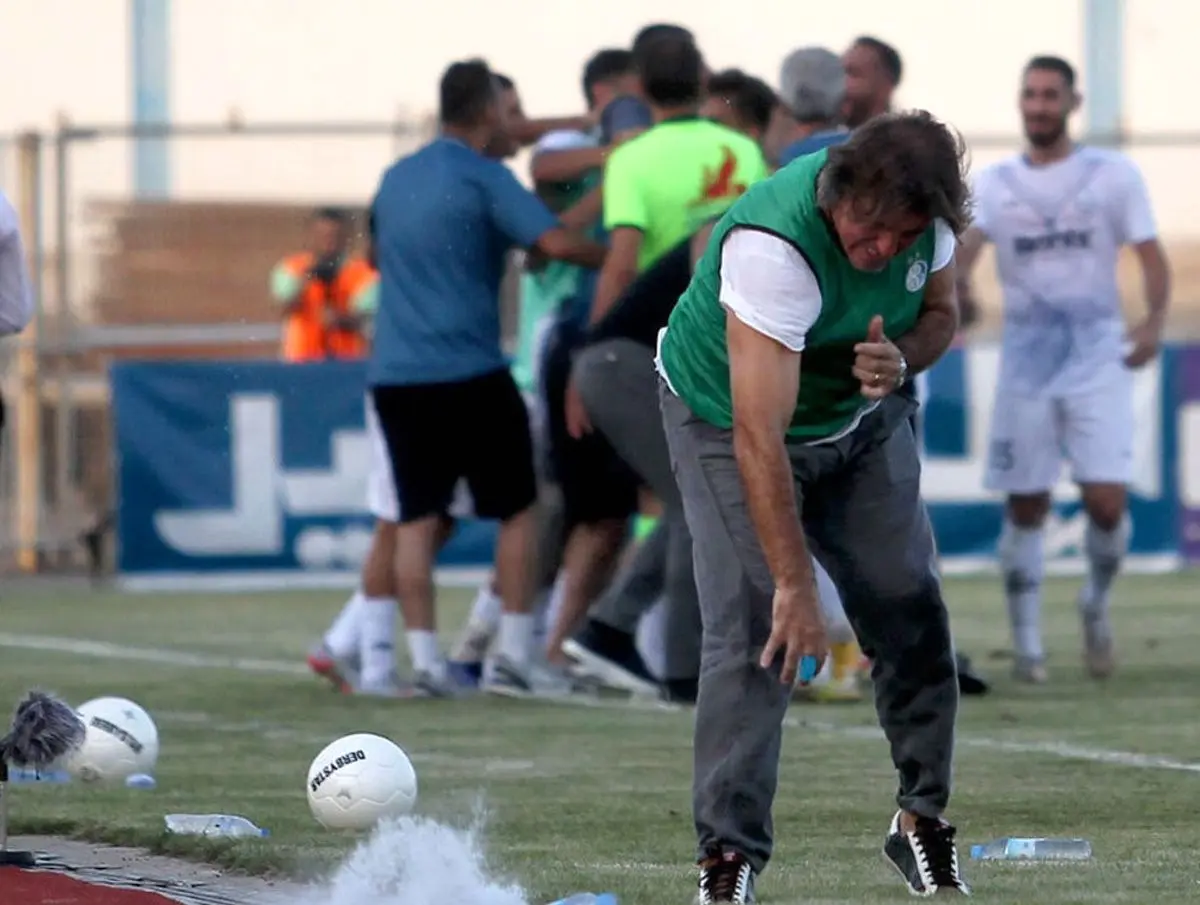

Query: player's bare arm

[558,187,603,232]
[893,261,961,374]
[953,225,987,327]
[534,227,608,269]
[727,310,825,683]
[531,146,607,184]
[1126,238,1171,368]
[509,114,594,148]
[727,311,812,596]
[588,227,641,324]
[955,226,987,277]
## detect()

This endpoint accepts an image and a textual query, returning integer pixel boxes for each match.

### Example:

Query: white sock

[999,521,1045,661]
[406,629,445,680]
[543,571,568,637]
[467,585,503,631]
[1081,515,1130,615]
[323,590,364,659]
[449,584,502,663]
[813,558,855,645]
[359,596,398,688]
[496,612,535,668]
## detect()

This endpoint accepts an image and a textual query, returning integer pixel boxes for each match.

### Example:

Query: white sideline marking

[3,632,1199,776]
[0,633,309,676]
[781,716,1200,774]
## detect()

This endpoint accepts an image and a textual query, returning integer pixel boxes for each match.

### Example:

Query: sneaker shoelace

[913,819,963,889]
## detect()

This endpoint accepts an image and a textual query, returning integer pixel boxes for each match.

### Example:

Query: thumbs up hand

[852,315,906,400]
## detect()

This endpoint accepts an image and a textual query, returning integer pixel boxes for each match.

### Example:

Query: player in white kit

[958,56,1170,683]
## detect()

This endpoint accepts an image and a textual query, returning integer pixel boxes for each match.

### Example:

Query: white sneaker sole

[561,639,660,696]
[484,683,531,699]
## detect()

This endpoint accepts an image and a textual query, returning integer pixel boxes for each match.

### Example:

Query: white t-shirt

[0,190,32,337]
[972,146,1156,395]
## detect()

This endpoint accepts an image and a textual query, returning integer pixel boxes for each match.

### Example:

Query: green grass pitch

[1,575,1198,903]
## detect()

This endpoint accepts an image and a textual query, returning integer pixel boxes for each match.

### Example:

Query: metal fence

[5,121,1200,574]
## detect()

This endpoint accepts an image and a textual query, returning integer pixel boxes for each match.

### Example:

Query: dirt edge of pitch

[9,835,309,905]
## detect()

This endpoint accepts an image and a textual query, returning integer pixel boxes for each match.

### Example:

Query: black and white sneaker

[883,810,971,897]
[697,849,755,904]
[562,620,660,696]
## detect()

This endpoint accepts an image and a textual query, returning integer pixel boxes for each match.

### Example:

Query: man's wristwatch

[895,354,909,388]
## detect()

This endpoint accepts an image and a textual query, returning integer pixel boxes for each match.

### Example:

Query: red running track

[0,867,182,905]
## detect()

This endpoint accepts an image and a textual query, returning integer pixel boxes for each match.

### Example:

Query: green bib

[511,166,602,393]
[660,149,936,442]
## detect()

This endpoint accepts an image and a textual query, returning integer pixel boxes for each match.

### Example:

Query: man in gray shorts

[656,112,973,901]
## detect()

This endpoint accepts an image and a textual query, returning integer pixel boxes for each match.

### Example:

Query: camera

[308,253,342,285]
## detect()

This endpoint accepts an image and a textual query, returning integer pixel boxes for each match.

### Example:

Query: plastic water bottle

[125,774,156,789]
[545,894,618,905]
[970,838,1092,861]
[164,814,270,838]
[7,767,71,784]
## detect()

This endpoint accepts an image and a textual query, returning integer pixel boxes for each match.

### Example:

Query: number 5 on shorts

[989,439,1014,472]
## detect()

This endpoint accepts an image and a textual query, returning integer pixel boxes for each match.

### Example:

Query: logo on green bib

[905,258,929,293]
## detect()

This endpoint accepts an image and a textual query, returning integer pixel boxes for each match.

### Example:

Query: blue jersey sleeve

[484,161,560,249]
[600,96,653,145]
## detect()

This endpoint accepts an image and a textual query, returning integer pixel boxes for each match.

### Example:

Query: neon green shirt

[602,117,768,271]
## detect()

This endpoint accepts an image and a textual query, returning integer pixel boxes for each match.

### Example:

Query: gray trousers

[660,382,958,872]
[572,339,703,681]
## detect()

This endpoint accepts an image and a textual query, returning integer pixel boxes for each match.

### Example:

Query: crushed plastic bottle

[545,894,618,905]
[970,838,1092,861]
[164,814,269,838]
[7,767,71,784]
[125,773,156,789]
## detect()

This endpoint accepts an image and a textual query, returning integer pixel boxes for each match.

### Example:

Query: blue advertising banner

[1175,346,1200,562]
[112,360,497,590]
[112,346,1184,590]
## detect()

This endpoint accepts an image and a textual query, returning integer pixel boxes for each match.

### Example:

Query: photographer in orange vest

[270,207,377,361]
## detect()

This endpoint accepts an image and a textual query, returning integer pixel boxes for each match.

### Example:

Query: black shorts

[371,369,536,524]
[541,322,640,528]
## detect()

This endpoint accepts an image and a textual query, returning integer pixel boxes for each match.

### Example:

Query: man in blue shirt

[445,50,652,687]
[367,58,606,699]
[774,47,850,167]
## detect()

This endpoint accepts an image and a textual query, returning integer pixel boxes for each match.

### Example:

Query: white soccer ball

[306,733,418,830]
[64,696,159,782]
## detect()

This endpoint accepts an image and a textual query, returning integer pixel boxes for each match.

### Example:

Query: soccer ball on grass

[306,732,418,830]
[63,696,159,782]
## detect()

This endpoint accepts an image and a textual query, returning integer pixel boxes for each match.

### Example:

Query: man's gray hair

[779,47,846,123]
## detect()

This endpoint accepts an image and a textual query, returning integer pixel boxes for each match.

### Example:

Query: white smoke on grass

[302,809,529,905]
